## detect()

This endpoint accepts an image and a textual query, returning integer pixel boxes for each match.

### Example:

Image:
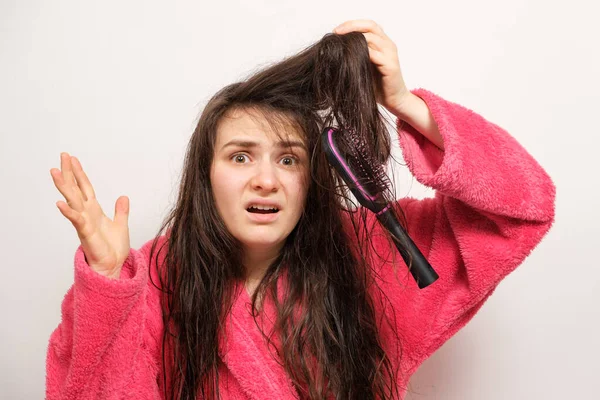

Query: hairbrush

[321,126,438,289]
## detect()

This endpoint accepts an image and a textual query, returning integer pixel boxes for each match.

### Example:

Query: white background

[1,0,597,398]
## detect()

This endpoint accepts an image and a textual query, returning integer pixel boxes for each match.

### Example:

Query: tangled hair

[148,31,410,399]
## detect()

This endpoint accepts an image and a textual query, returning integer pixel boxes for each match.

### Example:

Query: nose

[250,159,279,193]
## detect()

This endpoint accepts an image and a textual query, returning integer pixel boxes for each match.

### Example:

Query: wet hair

[148,31,410,399]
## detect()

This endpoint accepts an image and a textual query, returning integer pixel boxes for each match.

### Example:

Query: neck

[242,244,282,294]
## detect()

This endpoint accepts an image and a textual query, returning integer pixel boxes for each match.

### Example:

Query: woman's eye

[232,154,249,163]
[231,154,299,165]
[281,157,296,166]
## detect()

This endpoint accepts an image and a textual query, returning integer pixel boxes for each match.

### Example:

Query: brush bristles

[337,127,392,199]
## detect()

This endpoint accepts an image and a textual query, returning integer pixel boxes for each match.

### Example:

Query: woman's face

[210,108,310,255]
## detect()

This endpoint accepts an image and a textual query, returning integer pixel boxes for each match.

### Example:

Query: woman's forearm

[390,92,445,151]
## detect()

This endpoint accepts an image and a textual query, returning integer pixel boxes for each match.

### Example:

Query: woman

[46,20,556,400]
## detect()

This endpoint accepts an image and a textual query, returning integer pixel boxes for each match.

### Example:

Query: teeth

[248,205,278,211]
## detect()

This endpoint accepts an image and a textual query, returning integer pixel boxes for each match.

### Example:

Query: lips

[244,199,282,211]
[246,208,280,223]
[247,206,278,214]
[244,199,282,223]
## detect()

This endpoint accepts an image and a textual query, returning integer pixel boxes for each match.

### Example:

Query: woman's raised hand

[50,152,131,279]
[333,19,411,116]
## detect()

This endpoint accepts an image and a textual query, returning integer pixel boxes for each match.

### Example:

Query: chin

[242,238,283,248]
[239,232,287,248]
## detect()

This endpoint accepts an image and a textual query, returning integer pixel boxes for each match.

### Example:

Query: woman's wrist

[389,92,445,151]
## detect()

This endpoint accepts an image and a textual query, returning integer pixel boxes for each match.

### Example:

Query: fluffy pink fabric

[45,88,556,399]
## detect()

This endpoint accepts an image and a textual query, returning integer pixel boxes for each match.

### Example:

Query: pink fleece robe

[45,88,556,399]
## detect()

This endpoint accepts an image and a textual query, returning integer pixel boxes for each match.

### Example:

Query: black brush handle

[376,207,439,289]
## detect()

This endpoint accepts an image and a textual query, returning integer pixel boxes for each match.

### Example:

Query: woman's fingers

[334,19,389,39]
[50,167,79,209]
[113,196,130,227]
[55,200,85,231]
[51,154,96,237]
[362,32,390,52]
[58,152,85,209]
[70,156,96,201]
[60,152,76,187]
[50,168,67,198]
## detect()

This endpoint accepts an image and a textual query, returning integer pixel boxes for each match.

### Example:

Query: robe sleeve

[45,238,164,400]
[359,88,556,376]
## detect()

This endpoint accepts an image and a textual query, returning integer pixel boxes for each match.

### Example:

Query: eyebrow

[220,139,308,153]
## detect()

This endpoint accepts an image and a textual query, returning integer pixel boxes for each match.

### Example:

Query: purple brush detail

[327,128,378,201]
[375,204,391,216]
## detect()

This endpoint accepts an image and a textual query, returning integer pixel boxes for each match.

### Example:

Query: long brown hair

[148,31,408,399]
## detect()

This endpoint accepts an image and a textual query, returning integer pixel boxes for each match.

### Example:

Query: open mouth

[246,206,279,214]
